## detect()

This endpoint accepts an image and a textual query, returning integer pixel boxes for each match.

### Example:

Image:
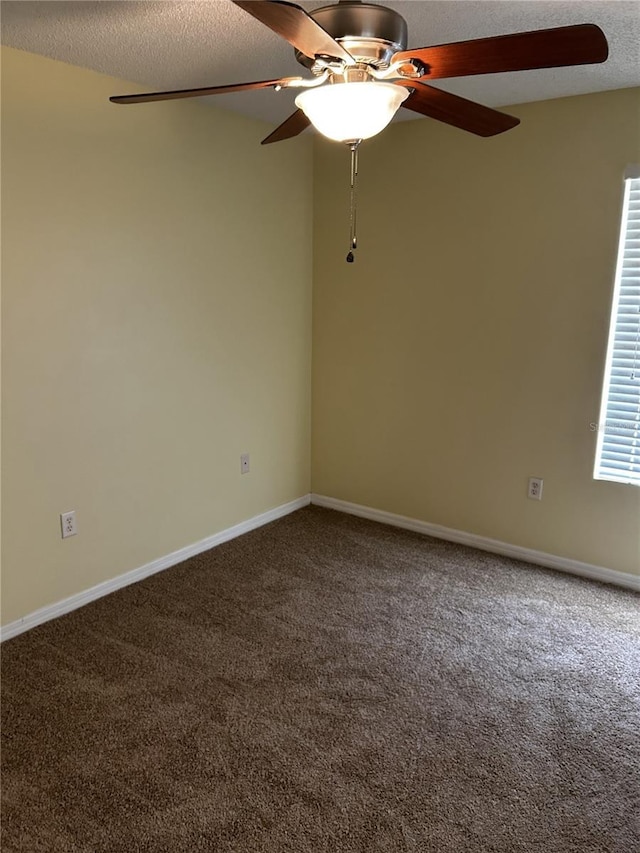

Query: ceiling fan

[110,0,608,143]
[110,0,608,261]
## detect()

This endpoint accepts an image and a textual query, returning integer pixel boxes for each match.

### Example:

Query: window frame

[593,166,640,487]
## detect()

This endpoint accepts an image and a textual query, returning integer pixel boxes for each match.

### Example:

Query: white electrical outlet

[240,453,250,474]
[60,511,77,538]
[528,477,543,500]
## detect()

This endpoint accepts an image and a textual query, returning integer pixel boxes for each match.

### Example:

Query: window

[594,168,640,486]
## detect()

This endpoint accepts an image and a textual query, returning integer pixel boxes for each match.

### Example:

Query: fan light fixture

[109,0,609,261]
[295,82,409,143]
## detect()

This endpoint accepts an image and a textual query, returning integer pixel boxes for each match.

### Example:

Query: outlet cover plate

[60,511,77,538]
[528,477,543,500]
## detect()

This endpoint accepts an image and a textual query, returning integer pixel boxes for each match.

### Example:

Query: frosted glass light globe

[295,82,409,143]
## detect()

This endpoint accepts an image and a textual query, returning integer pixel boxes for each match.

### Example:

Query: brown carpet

[1,506,639,852]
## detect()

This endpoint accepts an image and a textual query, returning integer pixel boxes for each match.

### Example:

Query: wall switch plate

[528,477,543,500]
[60,510,77,538]
[240,453,250,474]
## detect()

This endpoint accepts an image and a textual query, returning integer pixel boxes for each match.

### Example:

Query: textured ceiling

[2,1,639,128]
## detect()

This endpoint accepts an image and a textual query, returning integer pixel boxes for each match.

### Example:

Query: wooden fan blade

[233,0,354,63]
[397,81,520,137]
[110,77,301,104]
[395,24,608,80]
[261,109,311,144]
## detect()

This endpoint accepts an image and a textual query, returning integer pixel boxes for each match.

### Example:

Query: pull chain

[346,141,360,263]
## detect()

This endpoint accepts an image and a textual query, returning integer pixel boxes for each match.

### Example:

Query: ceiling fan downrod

[346,141,360,263]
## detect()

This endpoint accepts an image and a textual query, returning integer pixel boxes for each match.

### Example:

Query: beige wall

[1,48,312,625]
[2,48,638,630]
[312,88,640,578]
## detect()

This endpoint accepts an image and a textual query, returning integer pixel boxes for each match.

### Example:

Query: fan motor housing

[295,1,409,68]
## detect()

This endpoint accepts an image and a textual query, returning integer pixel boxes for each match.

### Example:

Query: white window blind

[594,172,640,486]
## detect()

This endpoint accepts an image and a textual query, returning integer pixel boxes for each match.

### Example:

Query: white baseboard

[4,491,636,642]
[1,494,311,643]
[311,494,640,593]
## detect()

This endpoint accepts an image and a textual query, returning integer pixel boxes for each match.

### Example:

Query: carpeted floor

[1,506,639,852]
